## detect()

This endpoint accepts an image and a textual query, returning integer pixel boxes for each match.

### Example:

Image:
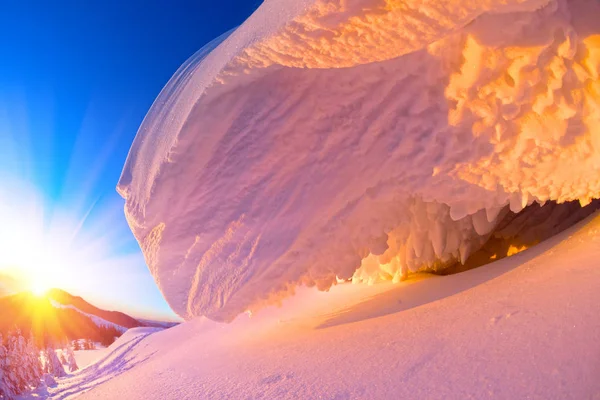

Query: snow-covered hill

[44,212,600,399]
[46,289,143,330]
[0,289,176,349]
[48,300,128,334]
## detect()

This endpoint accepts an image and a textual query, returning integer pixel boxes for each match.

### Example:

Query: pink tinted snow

[118,0,600,322]
[51,212,600,399]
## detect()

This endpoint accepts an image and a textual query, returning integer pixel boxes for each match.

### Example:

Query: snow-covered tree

[24,333,42,385]
[6,329,29,395]
[43,344,66,378]
[0,333,15,400]
[64,344,79,373]
[72,340,81,351]
[84,339,94,350]
[0,329,43,398]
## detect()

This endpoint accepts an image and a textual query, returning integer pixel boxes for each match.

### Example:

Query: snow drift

[45,213,600,399]
[118,0,600,321]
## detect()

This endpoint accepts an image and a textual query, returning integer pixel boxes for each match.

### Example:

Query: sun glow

[0,176,145,307]
[30,279,50,297]
[0,180,81,294]
[0,228,70,295]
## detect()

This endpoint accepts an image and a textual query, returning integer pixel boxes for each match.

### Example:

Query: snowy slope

[47,289,143,329]
[38,328,160,400]
[118,0,600,322]
[49,300,128,334]
[47,213,600,399]
[73,350,107,370]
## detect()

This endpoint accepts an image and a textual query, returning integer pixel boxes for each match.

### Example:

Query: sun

[0,179,94,299]
[30,279,50,297]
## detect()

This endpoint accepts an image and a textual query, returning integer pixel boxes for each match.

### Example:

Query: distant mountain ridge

[47,288,142,329]
[0,289,177,346]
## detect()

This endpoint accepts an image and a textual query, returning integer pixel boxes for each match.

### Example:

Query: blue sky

[0,1,261,320]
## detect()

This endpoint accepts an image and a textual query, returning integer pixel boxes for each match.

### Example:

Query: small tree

[43,344,66,378]
[0,361,11,399]
[0,329,44,398]
[85,339,95,350]
[65,345,79,373]
[72,340,81,351]
[0,333,15,400]
[23,332,42,390]
[6,329,29,395]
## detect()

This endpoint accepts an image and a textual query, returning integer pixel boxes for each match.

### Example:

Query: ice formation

[118,0,600,321]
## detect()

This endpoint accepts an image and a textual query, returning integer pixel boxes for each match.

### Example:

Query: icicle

[459,241,471,265]
[472,209,497,235]
[485,206,503,223]
[444,228,461,256]
[431,220,446,258]
[510,193,525,213]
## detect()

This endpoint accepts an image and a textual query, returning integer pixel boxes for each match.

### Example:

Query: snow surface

[34,328,161,399]
[43,212,600,399]
[118,0,600,322]
[73,350,106,370]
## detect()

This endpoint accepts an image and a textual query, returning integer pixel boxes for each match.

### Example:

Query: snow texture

[38,213,600,399]
[33,328,162,399]
[73,350,106,370]
[118,0,600,321]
